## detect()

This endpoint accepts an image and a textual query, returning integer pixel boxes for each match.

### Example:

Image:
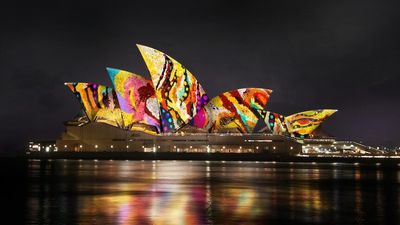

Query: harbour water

[5,159,400,224]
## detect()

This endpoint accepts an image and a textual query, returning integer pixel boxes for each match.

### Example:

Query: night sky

[1,0,399,155]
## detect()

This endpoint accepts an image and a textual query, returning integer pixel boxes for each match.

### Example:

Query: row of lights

[64,144,131,149]
[61,144,290,151]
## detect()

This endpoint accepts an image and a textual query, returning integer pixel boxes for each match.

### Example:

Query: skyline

[1,0,400,155]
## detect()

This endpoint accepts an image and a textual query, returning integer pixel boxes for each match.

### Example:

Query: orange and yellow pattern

[65,82,124,128]
[137,44,209,132]
[192,88,272,133]
[285,109,337,137]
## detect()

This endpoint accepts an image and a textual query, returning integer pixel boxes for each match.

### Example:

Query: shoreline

[25,152,400,165]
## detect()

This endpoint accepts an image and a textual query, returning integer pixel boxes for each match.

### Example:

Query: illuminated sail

[65,82,123,128]
[137,44,209,132]
[191,88,272,133]
[256,110,288,135]
[106,68,160,132]
[285,109,337,138]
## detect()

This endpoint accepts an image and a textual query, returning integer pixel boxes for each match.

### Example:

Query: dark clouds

[1,0,400,155]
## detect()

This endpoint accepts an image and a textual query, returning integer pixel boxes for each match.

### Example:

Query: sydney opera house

[28,44,382,157]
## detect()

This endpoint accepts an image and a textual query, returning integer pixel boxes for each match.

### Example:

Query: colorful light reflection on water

[26,160,400,224]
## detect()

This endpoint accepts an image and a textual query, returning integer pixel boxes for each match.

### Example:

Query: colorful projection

[191,88,272,133]
[137,44,209,132]
[256,109,337,138]
[63,44,338,138]
[257,110,287,135]
[65,82,124,128]
[284,109,337,138]
[106,68,161,132]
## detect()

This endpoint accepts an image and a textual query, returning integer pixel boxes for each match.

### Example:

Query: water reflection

[26,160,400,224]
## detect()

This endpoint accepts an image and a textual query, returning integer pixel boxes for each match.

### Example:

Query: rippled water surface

[14,160,400,224]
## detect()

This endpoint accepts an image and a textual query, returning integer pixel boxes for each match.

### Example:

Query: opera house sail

[190,88,273,133]
[137,44,209,133]
[65,82,124,128]
[106,68,160,134]
[33,44,383,157]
